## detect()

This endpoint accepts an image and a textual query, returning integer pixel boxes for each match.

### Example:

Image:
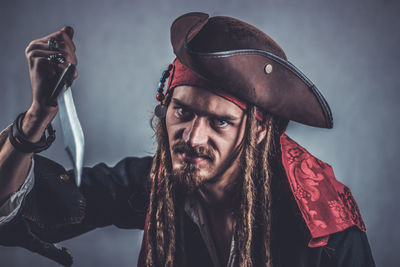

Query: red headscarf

[166,58,264,121]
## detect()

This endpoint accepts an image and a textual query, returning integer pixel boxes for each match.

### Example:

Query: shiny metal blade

[57,86,84,187]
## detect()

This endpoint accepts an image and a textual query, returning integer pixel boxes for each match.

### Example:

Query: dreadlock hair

[145,104,279,267]
[145,115,183,266]
[234,105,276,267]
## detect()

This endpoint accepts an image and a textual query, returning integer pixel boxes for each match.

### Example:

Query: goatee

[172,162,205,195]
[171,141,215,194]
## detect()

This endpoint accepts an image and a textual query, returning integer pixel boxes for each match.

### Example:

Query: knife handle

[48,63,76,107]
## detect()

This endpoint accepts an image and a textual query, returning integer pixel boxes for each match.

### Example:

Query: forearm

[0,26,76,205]
[0,105,55,205]
[0,157,34,224]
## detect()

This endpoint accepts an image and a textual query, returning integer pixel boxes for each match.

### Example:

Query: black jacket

[0,155,375,267]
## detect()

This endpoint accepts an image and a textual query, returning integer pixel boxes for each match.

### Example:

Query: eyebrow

[171,98,241,121]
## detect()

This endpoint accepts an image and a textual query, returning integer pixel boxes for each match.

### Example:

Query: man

[0,12,375,267]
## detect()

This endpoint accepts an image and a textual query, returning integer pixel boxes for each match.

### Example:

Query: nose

[183,117,209,147]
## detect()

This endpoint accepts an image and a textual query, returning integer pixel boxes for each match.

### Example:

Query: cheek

[165,108,177,140]
[166,111,188,142]
[212,137,233,159]
[165,106,173,129]
[214,131,243,160]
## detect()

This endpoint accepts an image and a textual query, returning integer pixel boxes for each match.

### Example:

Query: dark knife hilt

[48,63,76,107]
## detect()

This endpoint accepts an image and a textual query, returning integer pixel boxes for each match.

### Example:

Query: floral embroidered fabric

[280,134,366,247]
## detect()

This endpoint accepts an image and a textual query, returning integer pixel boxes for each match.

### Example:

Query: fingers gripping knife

[49,63,84,187]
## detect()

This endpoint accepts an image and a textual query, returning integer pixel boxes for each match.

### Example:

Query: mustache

[172,142,215,162]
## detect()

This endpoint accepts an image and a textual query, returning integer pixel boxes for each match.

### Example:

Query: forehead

[171,85,244,117]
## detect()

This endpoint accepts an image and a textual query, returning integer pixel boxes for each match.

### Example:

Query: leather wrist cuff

[8,112,56,153]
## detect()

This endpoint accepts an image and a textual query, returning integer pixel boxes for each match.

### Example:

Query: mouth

[172,142,215,165]
[178,152,211,164]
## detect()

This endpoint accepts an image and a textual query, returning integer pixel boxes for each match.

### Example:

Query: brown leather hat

[170,12,333,128]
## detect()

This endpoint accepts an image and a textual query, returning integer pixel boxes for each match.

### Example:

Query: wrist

[23,104,57,142]
[8,112,56,153]
[27,102,58,122]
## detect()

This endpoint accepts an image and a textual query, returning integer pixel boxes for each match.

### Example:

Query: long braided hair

[145,105,279,267]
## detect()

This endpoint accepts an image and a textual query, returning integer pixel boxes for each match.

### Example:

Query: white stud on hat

[264,64,273,74]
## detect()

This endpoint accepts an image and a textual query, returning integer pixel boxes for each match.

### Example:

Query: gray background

[0,0,399,266]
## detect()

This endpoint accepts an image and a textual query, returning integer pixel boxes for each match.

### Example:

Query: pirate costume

[0,12,374,267]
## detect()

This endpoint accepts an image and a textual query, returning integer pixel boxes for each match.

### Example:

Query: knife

[49,63,84,187]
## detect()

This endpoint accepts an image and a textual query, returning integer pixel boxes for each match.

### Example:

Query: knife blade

[49,63,84,187]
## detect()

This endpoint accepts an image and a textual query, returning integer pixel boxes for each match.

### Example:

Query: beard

[170,141,215,195]
[172,162,204,195]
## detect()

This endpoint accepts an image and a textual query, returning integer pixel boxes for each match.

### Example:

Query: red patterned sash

[280,134,366,247]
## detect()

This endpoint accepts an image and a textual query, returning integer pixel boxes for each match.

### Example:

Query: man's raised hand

[25,26,78,122]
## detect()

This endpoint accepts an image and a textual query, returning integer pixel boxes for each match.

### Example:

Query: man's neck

[196,173,238,267]
[199,156,242,213]
[198,173,240,213]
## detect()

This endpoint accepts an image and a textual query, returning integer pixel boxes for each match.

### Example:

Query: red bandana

[166,59,264,121]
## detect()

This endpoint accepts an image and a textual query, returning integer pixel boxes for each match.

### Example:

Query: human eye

[212,119,230,128]
[176,107,184,116]
[174,106,192,120]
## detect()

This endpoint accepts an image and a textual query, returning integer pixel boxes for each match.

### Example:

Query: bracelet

[8,112,56,153]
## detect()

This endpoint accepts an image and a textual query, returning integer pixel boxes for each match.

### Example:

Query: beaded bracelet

[8,112,56,153]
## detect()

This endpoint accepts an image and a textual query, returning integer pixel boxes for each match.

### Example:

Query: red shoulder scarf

[280,134,365,247]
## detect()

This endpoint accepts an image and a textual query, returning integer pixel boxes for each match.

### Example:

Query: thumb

[61,26,74,39]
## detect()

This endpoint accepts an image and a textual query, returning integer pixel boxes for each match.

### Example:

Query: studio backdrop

[0,0,399,266]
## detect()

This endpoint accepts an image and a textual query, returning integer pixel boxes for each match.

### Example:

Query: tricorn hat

[170,12,333,128]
